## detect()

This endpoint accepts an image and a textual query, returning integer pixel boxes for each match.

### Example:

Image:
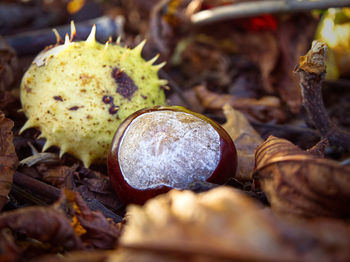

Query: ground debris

[0,111,18,211]
[119,187,350,262]
[254,136,350,218]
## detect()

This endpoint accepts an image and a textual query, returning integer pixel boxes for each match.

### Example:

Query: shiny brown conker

[108,106,237,204]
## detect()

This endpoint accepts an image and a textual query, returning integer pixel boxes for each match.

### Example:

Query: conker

[108,106,237,204]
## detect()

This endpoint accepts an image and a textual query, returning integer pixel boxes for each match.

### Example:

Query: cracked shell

[20,25,167,167]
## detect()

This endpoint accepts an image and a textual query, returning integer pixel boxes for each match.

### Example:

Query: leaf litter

[0,1,350,261]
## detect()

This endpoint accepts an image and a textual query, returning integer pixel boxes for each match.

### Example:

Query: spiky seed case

[20,25,167,167]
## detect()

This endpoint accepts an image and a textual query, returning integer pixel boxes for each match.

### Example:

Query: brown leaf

[254,136,350,218]
[0,187,122,259]
[168,88,205,113]
[0,35,19,91]
[0,90,17,112]
[119,187,350,262]
[221,104,263,180]
[74,167,124,212]
[41,165,77,188]
[55,189,122,249]
[194,85,286,123]
[0,229,20,262]
[33,251,111,262]
[0,205,83,252]
[275,14,318,113]
[235,31,279,94]
[77,169,112,195]
[0,111,18,210]
[108,247,225,262]
[38,164,123,212]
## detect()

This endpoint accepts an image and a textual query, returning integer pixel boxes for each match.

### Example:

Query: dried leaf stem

[295,41,350,150]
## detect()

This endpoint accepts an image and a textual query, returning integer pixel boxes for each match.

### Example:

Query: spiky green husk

[20,26,167,167]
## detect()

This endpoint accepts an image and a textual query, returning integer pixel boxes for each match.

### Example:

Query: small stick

[191,0,350,25]
[295,41,350,150]
[6,16,123,56]
[11,184,49,206]
[13,172,123,222]
[13,172,61,200]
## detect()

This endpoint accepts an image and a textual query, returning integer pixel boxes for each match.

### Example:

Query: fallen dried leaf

[0,111,18,210]
[195,85,286,123]
[274,14,318,113]
[55,189,122,249]
[0,205,83,253]
[0,187,123,259]
[221,104,263,180]
[37,164,123,212]
[0,35,19,91]
[33,251,111,262]
[236,30,279,94]
[74,167,124,212]
[254,136,350,218]
[0,229,19,262]
[168,88,205,113]
[0,90,17,113]
[119,187,350,262]
[41,165,76,188]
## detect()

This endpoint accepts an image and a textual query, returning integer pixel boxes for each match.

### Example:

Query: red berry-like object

[108,106,237,204]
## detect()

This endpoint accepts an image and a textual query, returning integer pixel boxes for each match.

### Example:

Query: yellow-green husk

[20,26,166,167]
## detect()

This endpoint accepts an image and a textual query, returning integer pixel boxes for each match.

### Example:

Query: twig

[6,16,123,56]
[295,41,350,150]
[10,184,49,206]
[191,0,350,25]
[341,158,350,166]
[13,172,61,200]
[13,172,123,223]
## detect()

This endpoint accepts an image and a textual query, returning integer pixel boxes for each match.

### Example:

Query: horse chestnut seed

[108,106,237,204]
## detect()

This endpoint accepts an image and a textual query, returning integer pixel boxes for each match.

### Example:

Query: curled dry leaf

[254,136,350,218]
[221,104,263,180]
[194,85,286,123]
[0,205,83,252]
[41,165,77,188]
[37,164,123,212]
[119,187,350,262]
[74,167,124,212]
[19,152,60,167]
[0,188,122,259]
[0,111,18,211]
[54,189,122,249]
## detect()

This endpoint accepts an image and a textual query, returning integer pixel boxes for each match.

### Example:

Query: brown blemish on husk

[112,67,138,100]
